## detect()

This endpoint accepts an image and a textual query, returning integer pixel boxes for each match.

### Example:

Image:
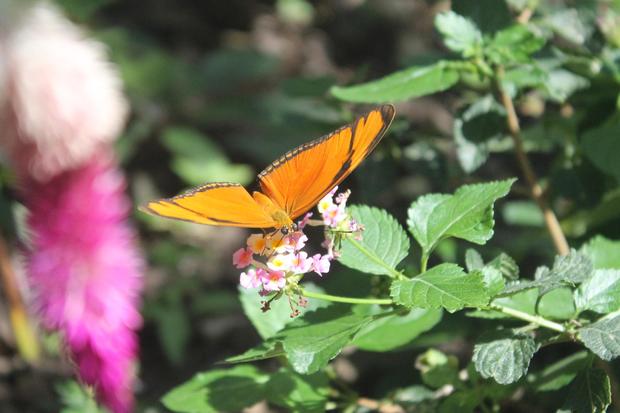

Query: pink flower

[322,204,347,227]
[297,212,313,229]
[0,3,127,182]
[311,254,331,276]
[267,253,293,272]
[240,268,264,289]
[232,247,253,269]
[290,251,312,274]
[285,232,307,251]
[260,270,286,292]
[24,156,142,413]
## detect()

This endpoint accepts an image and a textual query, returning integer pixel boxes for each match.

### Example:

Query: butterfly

[142,104,395,233]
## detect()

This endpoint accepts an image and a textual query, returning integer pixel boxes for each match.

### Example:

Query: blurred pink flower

[25,155,142,413]
[232,247,253,269]
[0,2,127,182]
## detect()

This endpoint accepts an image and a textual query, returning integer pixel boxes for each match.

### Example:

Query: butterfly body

[143,105,395,229]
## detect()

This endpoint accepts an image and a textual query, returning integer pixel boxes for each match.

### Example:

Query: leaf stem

[489,303,566,333]
[346,238,406,279]
[300,288,393,306]
[420,251,429,273]
[493,66,570,256]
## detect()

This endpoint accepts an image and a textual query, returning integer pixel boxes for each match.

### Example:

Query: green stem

[300,288,393,306]
[420,251,429,273]
[489,304,566,333]
[346,238,405,279]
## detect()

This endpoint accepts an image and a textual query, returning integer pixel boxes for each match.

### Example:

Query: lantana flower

[235,186,361,315]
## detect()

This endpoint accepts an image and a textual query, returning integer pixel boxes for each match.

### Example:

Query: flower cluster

[234,187,362,314]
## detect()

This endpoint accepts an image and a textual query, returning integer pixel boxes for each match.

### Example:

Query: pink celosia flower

[24,156,142,413]
[260,270,286,292]
[240,268,264,289]
[232,247,253,269]
[0,2,127,182]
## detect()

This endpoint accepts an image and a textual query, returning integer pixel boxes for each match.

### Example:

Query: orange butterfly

[142,105,395,232]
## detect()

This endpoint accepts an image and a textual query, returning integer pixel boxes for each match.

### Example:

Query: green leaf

[502,250,593,295]
[544,8,592,45]
[465,249,484,271]
[527,351,590,392]
[560,368,611,413]
[469,289,538,319]
[390,264,490,312]
[154,303,190,365]
[339,205,409,277]
[434,11,482,56]
[352,307,442,351]
[330,61,459,103]
[453,0,511,34]
[239,283,330,339]
[537,288,575,320]
[544,69,589,103]
[416,349,460,389]
[408,179,515,256]
[161,127,253,186]
[439,391,479,413]
[486,25,545,64]
[266,368,329,413]
[581,119,620,182]
[472,330,539,384]
[581,236,620,269]
[578,314,620,361]
[453,95,507,173]
[502,201,545,227]
[161,365,269,413]
[57,380,105,413]
[487,252,519,280]
[575,270,620,314]
[229,307,372,374]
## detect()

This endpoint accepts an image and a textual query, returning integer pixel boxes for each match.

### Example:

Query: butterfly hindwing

[143,183,278,228]
[258,105,395,220]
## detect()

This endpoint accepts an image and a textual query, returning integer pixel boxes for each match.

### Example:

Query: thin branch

[495,67,570,256]
[300,288,393,305]
[0,233,40,362]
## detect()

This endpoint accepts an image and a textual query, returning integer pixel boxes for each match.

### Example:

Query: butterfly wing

[142,183,278,228]
[258,105,395,220]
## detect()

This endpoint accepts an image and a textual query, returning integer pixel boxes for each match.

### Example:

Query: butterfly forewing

[143,183,278,228]
[258,105,395,220]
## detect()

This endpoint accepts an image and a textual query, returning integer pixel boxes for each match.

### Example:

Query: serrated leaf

[482,267,506,298]
[487,252,519,280]
[408,179,515,256]
[339,205,409,277]
[502,250,593,295]
[352,306,442,351]
[390,264,489,313]
[578,314,620,361]
[434,11,482,55]
[581,236,620,269]
[161,365,269,413]
[473,330,539,384]
[266,368,328,413]
[225,341,285,364]
[561,368,611,413]
[330,61,459,103]
[575,270,620,314]
[239,283,330,339]
[582,120,620,182]
[486,25,545,64]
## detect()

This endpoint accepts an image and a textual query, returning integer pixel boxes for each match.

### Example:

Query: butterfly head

[280,222,298,236]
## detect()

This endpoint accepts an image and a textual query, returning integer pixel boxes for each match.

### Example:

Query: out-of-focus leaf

[453,0,512,34]
[527,351,590,392]
[544,8,593,45]
[560,368,611,413]
[162,365,269,413]
[57,381,104,413]
[502,201,544,227]
[453,95,507,173]
[434,11,482,56]
[202,49,278,94]
[473,330,539,384]
[416,349,460,389]
[339,205,409,277]
[239,283,330,339]
[266,368,328,413]
[545,69,590,103]
[486,25,546,64]
[439,391,479,413]
[352,306,442,351]
[581,119,620,182]
[581,236,620,269]
[331,61,460,103]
